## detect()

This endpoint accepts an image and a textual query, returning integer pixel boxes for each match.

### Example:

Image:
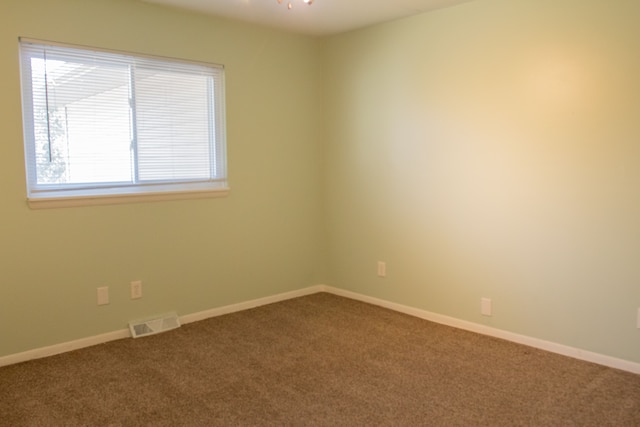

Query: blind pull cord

[43,50,53,163]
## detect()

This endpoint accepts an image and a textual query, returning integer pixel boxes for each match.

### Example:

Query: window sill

[27,186,230,209]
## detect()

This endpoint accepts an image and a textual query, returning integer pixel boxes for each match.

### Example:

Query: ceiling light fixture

[277,0,314,10]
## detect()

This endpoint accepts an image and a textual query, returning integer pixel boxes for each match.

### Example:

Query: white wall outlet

[131,280,142,299]
[481,297,492,316]
[377,261,386,278]
[97,286,109,305]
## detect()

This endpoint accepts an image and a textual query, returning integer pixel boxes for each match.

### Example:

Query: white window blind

[19,39,227,207]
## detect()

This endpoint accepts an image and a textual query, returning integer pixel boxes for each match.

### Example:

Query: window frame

[19,38,229,209]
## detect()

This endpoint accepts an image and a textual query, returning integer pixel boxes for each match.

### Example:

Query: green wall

[0,0,324,357]
[2,0,640,366]
[323,0,640,363]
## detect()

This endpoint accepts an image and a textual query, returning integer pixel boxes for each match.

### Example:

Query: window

[19,39,227,208]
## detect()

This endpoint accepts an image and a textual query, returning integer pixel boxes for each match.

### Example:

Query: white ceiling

[142,0,476,36]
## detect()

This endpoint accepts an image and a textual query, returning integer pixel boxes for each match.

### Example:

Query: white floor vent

[129,312,181,338]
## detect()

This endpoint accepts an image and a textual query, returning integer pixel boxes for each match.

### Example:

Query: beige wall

[0,0,324,357]
[323,0,640,363]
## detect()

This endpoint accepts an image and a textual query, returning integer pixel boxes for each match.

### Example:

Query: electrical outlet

[377,261,386,278]
[97,287,109,305]
[481,297,492,316]
[131,280,142,299]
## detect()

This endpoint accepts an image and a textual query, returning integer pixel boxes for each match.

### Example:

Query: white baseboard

[0,285,325,368]
[323,286,640,375]
[2,284,639,376]
[0,329,130,368]
[180,285,325,324]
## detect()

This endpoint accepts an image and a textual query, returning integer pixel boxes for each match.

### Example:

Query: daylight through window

[19,39,227,207]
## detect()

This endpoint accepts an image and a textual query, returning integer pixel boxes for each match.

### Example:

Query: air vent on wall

[129,312,181,338]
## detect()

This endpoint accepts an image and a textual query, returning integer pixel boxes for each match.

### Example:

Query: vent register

[129,312,181,338]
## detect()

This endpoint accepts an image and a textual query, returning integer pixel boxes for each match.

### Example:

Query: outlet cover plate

[97,286,109,305]
[481,297,492,316]
[377,261,386,278]
[131,280,142,299]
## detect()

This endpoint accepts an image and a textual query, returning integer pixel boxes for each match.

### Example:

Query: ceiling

[141,0,476,36]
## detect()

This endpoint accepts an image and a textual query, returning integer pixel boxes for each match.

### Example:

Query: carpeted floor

[1,292,639,426]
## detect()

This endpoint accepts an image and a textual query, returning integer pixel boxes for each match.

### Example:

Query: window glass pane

[30,55,133,185]
[135,68,213,182]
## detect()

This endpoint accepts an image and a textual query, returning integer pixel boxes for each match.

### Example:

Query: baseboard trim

[2,284,639,375]
[0,329,130,368]
[323,286,640,375]
[0,285,325,368]
[180,285,326,324]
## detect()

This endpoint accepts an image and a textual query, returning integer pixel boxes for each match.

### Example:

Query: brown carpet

[1,292,639,426]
